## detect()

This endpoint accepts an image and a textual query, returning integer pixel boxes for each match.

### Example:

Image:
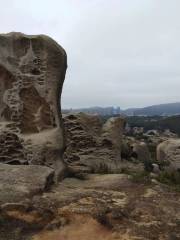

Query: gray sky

[1,0,180,109]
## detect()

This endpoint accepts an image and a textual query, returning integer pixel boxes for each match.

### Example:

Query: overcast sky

[1,0,180,109]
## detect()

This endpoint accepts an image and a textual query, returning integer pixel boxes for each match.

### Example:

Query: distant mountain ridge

[124,102,180,116]
[63,102,180,116]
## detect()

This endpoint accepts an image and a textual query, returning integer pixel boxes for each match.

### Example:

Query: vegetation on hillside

[126,115,180,136]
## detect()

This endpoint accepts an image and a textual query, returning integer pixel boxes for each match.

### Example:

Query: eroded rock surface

[1,174,179,240]
[132,142,151,163]
[157,139,180,171]
[0,32,67,175]
[0,163,54,204]
[0,33,179,240]
[63,113,125,175]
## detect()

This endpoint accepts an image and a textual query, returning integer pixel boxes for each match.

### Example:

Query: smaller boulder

[0,163,54,205]
[152,163,160,174]
[101,117,125,153]
[131,142,151,162]
[157,139,180,171]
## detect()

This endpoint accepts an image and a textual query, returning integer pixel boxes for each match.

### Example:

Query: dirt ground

[1,174,179,240]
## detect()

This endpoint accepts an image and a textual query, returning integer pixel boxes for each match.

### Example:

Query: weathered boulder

[0,163,54,205]
[152,163,160,174]
[63,113,125,175]
[0,32,67,177]
[131,142,151,163]
[121,138,132,159]
[101,117,125,154]
[157,139,180,171]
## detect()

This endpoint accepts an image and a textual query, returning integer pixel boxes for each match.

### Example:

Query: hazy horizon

[1,0,180,108]
[63,101,180,111]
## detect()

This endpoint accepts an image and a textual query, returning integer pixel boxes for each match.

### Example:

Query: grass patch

[157,171,180,184]
[120,167,131,174]
[157,171,180,187]
[131,171,151,184]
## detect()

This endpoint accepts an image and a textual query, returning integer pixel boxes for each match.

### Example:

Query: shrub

[143,158,153,172]
[157,171,180,185]
[131,171,151,184]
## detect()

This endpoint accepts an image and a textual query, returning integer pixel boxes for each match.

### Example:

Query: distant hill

[123,102,180,116]
[63,102,180,117]
[121,108,139,116]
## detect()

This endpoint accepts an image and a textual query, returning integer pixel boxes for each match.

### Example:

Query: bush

[120,167,131,174]
[131,171,151,183]
[157,171,180,185]
[143,158,153,172]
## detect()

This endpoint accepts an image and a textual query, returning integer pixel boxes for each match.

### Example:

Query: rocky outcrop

[157,139,180,171]
[63,113,125,175]
[2,173,179,240]
[0,163,54,204]
[131,142,151,163]
[0,32,67,177]
[1,32,180,240]
[101,117,125,153]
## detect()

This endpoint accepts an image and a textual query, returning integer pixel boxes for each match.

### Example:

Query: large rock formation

[63,113,125,175]
[157,139,180,171]
[0,32,67,176]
